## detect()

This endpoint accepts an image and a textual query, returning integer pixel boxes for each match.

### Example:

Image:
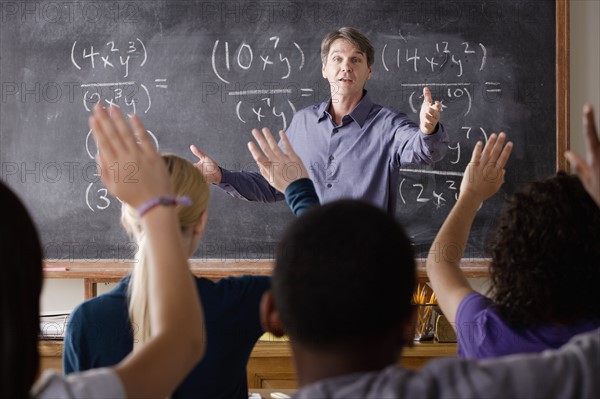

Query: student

[248,126,599,398]
[63,154,270,398]
[426,131,600,358]
[191,27,447,215]
[1,104,205,398]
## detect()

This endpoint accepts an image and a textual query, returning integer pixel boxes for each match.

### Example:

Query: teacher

[191,27,448,214]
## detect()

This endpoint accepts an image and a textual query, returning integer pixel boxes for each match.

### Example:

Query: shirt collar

[317,90,374,128]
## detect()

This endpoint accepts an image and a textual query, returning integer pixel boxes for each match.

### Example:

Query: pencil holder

[414,304,437,341]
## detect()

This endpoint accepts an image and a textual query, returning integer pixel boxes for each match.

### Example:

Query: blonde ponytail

[121,154,210,350]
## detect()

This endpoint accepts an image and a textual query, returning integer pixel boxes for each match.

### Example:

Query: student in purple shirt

[426,114,600,359]
[190,27,448,214]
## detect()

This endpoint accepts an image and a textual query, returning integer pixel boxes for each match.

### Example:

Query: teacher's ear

[260,291,285,337]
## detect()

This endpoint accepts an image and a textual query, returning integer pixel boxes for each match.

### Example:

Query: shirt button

[329,155,335,162]
[327,183,332,188]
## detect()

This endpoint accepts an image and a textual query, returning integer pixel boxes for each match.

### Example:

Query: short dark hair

[489,172,600,327]
[321,27,375,67]
[0,182,43,398]
[273,200,415,350]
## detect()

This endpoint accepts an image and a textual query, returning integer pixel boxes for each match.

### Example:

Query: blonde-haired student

[64,152,270,398]
[1,105,203,398]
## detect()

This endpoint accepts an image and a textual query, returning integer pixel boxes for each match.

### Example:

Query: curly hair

[489,172,600,328]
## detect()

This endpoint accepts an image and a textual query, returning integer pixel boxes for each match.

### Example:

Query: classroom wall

[570,0,600,157]
[41,1,600,313]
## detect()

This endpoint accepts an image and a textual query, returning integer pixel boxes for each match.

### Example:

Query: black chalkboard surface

[0,0,565,260]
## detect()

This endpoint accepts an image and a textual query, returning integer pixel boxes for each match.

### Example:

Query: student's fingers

[89,114,116,162]
[470,141,484,163]
[93,104,127,152]
[129,114,153,153]
[251,128,278,160]
[261,127,280,152]
[496,141,513,169]
[480,133,498,163]
[278,131,297,159]
[247,141,268,165]
[583,104,599,157]
[108,106,137,151]
[423,87,433,104]
[432,101,442,112]
[488,132,507,163]
[565,151,590,180]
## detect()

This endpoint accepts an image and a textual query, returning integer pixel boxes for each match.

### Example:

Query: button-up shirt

[219,91,448,214]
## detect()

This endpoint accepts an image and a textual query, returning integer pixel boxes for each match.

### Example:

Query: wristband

[137,195,192,218]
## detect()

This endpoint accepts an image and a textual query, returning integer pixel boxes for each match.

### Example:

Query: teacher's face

[322,39,372,99]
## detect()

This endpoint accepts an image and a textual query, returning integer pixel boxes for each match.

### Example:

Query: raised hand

[89,104,172,209]
[247,127,309,193]
[419,86,442,134]
[190,144,222,184]
[460,133,513,203]
[565,104,600,207]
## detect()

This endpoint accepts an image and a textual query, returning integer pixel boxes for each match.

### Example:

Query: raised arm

[566,104,600,207]
[247,127,319,216]
[90,105,205,398]
[426,133,512,324]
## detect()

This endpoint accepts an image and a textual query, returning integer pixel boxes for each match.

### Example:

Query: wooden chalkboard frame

[42,0,569,281]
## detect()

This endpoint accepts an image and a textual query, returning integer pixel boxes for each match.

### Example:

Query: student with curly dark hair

[427,128,600,359]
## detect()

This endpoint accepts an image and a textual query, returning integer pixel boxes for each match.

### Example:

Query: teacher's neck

[328,91,364,126]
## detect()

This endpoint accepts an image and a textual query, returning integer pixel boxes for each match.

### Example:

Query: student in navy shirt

[64,154,270,399]
[190,27,448,215]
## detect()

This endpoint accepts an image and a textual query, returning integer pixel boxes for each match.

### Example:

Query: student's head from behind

[490,172,600,327]
[0,182,43,398]
[121,154,210,347]
[121,153,210,256]
[262,200,416,356]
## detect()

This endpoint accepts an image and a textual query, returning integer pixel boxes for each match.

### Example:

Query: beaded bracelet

[137,195,192,218]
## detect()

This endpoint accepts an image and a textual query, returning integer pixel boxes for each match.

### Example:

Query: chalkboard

[0,0,567,260]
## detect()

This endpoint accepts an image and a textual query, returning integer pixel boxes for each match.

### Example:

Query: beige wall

[41,1,600,312]
[570,0,600,156]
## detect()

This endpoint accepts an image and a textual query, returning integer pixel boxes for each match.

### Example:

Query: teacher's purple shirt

[218,91,449,214]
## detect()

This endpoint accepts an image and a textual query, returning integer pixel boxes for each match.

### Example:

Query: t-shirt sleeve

[455,292,494,358]
[421,329,600,398]
[32,368,126,399]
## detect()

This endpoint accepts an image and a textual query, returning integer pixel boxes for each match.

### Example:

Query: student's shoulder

[69,279,128,319]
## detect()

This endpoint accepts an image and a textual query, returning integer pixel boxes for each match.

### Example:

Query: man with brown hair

[191,27,447,215]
